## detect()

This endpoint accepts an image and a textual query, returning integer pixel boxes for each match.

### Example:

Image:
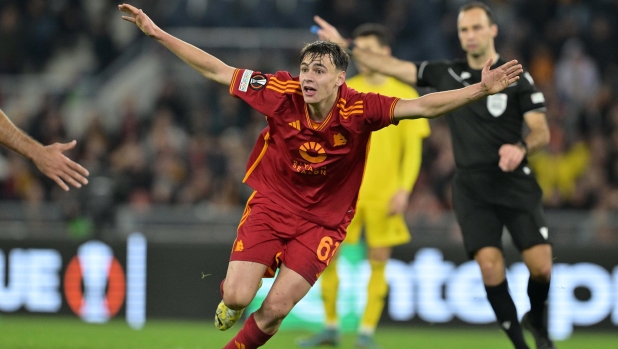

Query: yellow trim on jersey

[242,132,270,183]
[229,69,241,96]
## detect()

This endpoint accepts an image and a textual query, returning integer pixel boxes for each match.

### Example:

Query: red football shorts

[230,192,352,285]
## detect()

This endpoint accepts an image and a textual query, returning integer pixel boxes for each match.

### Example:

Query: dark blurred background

[0,0,616,246]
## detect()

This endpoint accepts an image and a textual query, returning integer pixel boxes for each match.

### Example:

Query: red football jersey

[230,69,399,228]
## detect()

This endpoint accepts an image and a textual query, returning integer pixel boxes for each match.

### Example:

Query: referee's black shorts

[452,165,550,259]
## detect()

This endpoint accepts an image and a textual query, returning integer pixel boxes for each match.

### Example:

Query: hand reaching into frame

[480,58,523,96]
[313,16,348,47]
[119,3,160,38]
[31,140,89,191]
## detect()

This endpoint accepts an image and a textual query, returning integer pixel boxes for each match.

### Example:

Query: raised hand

[31,140,89,191]
[119,3,160,38]
[313,16,347,46]
[480,58,523,96]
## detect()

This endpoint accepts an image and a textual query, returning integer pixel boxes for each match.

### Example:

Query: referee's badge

[487,93,508,117]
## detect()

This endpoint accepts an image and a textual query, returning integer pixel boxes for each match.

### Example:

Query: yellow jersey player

[298,24,430,349]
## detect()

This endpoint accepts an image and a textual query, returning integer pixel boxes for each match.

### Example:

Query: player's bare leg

[222,263,312,349]
[521,244,556,349]
[297,250,341,347]
[215,261,267,331]
[475,247,530,349]
[253,263,312,333]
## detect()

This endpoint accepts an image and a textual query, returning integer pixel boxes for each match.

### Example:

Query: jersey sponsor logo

[292,160,327,175]
[531,92,545,104]
[333,133,347,146]
[238,70,254,92]
[487,93,508,117]
[299,142,327,163]
[288,120,301,130]
[250,74,267,90]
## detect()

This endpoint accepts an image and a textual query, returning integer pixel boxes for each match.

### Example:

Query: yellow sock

[361,260,388,332]
[320,259,339,325]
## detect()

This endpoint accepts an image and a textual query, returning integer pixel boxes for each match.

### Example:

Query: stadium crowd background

[0,0,616,243]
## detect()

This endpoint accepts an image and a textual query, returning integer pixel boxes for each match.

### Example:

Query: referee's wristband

[517,140,528,154]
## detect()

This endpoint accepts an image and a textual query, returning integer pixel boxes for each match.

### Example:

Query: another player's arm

[393,58,522,121]
[119,3,235,85]
[498,111,550,172]
[0,109,89,191]
[313,16,418,85]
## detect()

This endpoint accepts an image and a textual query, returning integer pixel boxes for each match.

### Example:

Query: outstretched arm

[313,16,418,85]
[119,3,235,85]
[394,58,522,120]
[0,109,89,191]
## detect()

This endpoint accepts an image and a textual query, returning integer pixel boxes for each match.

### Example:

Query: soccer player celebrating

[297,24,430,349]
[313,2,554,349]
[119,4,521,349]
[0,109,89,191]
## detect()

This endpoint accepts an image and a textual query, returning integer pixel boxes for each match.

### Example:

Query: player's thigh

[497,201,550,252]
[364,202,410,248]
[453,179,504,259]
[224,260,268,306]
[260,263,312,318]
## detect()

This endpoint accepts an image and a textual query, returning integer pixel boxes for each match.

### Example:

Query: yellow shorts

[345,201,411,248]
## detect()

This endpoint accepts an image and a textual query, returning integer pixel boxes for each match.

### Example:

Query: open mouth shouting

[303,85,318,97]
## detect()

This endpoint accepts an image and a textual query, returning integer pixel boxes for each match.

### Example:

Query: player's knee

[529,263,552,282]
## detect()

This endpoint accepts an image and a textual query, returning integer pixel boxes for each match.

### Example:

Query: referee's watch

[517,140,528,155]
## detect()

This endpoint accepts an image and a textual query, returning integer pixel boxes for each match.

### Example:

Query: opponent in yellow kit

[298,24,430,349]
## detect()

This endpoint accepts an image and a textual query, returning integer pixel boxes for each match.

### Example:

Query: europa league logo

[64,241,126,323]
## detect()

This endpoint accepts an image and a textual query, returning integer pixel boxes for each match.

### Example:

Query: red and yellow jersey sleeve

[229,69,300,117]
[339,90,399,134]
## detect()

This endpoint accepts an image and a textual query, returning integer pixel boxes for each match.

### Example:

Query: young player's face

[353,35,390,75]
[457,8,497,58]
[299,55,345,104]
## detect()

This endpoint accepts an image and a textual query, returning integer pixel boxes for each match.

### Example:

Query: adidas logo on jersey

[289,120,300,130]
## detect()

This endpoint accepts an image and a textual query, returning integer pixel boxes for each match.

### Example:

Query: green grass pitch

[0,315,616,349]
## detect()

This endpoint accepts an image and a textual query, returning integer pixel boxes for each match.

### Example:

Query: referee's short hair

[459,2,495,25]
[352,23,392,47]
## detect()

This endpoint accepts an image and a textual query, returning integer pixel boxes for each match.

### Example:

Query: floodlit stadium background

[1,0,617,348]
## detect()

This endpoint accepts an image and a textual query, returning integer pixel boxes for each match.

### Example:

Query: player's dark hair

[300,41,349,72]
[352,23,392,47]
[459,1,495,25]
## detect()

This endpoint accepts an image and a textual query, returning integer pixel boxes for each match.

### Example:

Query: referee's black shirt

[416,57,546,170]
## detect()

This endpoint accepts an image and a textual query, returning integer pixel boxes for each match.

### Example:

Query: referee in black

[314,2,554,349]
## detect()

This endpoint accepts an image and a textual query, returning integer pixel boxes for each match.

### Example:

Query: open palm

[481,58,523,95]
[118,3,159,38]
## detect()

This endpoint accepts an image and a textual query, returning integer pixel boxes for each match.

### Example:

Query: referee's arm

[393,59,522,121]
[498,111,550,172]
